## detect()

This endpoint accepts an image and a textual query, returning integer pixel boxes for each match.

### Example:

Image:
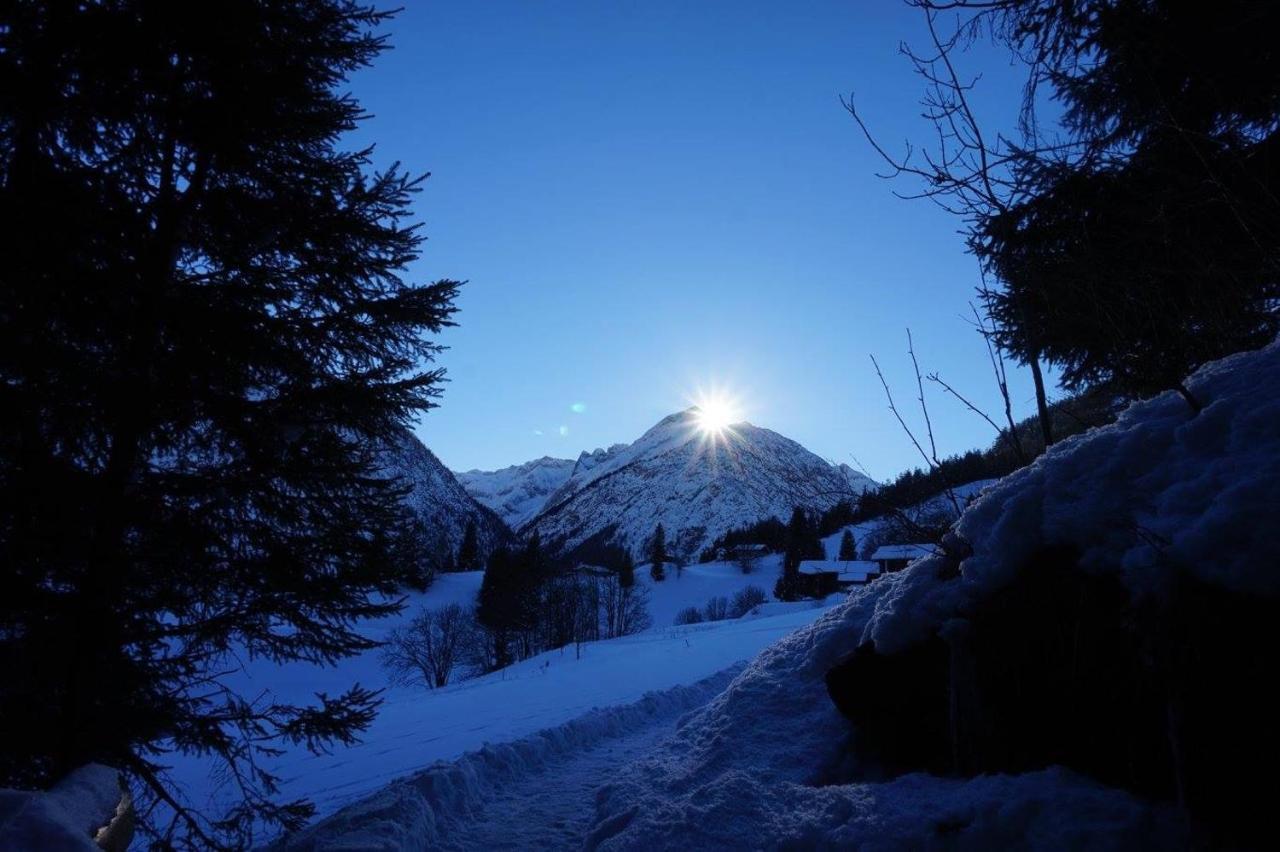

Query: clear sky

[346,1,1047,481]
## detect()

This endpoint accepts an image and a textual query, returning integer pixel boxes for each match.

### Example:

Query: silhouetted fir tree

[0,3,459,846]
[649,524,667,581]
[838,529,858,562]
[967,0,1280,404]
[775,507,810,601]
[457,518,480,571]
[477,547,518,670]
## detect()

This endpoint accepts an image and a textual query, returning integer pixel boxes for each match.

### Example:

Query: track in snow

[275,665,743,850]
[451,702,684,850]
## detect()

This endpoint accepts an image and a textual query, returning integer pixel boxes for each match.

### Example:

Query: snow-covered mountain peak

[526,410,877,561]
[454,455,576,530]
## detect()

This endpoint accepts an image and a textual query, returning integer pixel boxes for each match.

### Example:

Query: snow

[454,457,574,530]
[167,558,836,836]
[0,764,122,852]
[527,408,876,562]
[273,667,744,850]
[636,556,783,626]
[583,341,1278,848]
[867,543,936,562]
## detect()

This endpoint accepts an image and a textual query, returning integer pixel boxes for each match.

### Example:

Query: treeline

[472,535,651,672]
[866,385,1117,517]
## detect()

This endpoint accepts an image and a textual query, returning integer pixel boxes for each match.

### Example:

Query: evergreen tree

[457,518,480,571]
[775,507,804,601]
[618,549,636,589]
[649,524,667,581]
[838,529,858,562]
[477,547,518,670]
[0,4,459,845]
[904,1,1280,404]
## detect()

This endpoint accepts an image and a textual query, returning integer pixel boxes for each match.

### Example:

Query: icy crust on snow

[589,342,1280,849]
[271,666,744,851]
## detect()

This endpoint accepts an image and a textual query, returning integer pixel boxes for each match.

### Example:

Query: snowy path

[446,690,699,850]
[275,665,744,850]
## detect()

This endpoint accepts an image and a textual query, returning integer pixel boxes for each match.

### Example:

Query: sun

[694,394,740,435]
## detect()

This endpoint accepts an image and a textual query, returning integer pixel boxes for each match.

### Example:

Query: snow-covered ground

[579,340,1280,849]
[274,666,747,850]
[168,558,835,837]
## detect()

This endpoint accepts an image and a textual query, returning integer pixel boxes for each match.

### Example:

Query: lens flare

[693,394,740,436]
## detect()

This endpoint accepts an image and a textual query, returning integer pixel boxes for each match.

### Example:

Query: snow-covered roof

[798,560,881,580]
[869,543,936,562]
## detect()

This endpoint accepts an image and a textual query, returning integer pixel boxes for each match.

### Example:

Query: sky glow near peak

[351,1,1053,477]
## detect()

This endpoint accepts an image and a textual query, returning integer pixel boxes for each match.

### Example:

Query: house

[868,543,936,573]
[797,560,881,596]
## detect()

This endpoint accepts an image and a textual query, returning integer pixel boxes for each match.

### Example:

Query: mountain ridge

[510,409,876,562]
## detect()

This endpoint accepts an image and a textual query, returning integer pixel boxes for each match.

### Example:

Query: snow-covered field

[168,558,836,836]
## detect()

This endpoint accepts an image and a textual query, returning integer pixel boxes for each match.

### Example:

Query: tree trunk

[1029,353,1054,448]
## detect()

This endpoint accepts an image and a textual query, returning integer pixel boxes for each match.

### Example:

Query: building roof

[798,560,881,580]
[869,543,936,562]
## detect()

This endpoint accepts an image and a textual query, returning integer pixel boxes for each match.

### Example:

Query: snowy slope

[454,456,575,529]
[583,340,1280,849]
[380,428,510,569]
[526,409,876,562]
[167,558,829,834]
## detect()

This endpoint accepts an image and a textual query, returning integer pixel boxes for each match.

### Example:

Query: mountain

[381,429,510,570]
[524,409,876,562]
[455,456,576,529]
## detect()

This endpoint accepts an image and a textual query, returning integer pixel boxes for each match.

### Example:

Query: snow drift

[586,340,1280,849]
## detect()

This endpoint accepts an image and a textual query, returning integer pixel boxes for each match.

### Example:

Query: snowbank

[272,667,744,850]
[588,341,1280,849]
[0,765,125,852]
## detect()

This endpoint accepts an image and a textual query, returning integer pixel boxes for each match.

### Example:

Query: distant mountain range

[456,409,876,563]
[455,457,576,529]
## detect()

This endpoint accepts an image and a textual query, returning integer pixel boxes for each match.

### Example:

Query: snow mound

[271,666,744,851]
[0,764,123,852]
[588,341,1280,849]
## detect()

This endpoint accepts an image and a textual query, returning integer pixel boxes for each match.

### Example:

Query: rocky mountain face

[381,429,510,570]
[521,409,876,562]
[455,456,576,529]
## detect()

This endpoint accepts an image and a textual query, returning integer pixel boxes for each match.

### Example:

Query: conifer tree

[618,549,636,589]
[649,524,667,581]
[457,518,480,571]
[0,3,458,845]
[838,529,858,562]
[775,507,815,601]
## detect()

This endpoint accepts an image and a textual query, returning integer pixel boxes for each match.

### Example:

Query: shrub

[730,585,768,618]
[674,606,704,626]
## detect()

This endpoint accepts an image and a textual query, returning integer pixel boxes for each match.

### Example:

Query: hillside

[381,428,510,570]
[455,456,575,529]
[525,409,876,562]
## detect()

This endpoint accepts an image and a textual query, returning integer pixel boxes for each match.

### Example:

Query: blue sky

[347,1,1046,481]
